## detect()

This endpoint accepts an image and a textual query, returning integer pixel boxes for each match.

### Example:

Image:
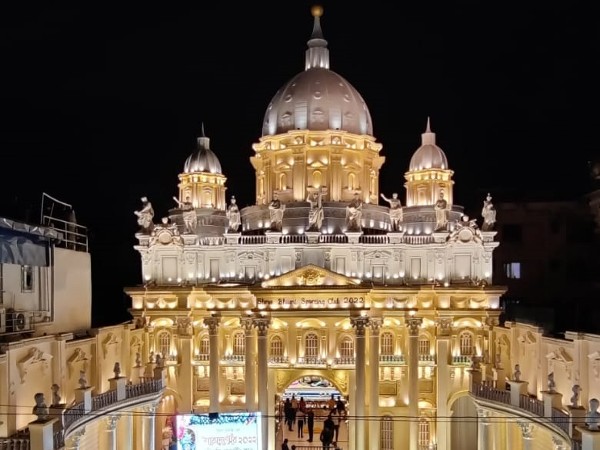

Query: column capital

[517,420,535,440]
[252,317,271,336]
[142,403,157,414]
[203,316,221,335]
[350,316,370,336]
[106,414,120,431]
[369,317,383,334]
[476,407,491,425]
[436,317,453,336]
[240,316,254,334]
[69,426,86,447]
[406,317,423,336]
[551,435,567,450]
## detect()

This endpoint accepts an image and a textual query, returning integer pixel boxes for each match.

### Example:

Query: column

[516,420,535,450]
[65,427,86,450]
[142,403,157,450]
[407,316,423,450]
[253,315,271,449]
[351,315,370,450]
[105,415,119,450]
[436,317,452,450]
[178,331,194,413]
[476,407,490,450]
[552,435,568,450]
[369,318,382,450]
[241,315,257,411]
[204,315,221,414]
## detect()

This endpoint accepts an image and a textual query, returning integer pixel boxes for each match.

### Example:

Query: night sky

[1,2,598,326]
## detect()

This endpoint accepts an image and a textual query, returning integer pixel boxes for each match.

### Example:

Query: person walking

[306,408,315,442]
[297,409,305,438]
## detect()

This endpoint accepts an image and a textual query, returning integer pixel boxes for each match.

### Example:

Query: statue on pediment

[134,196,154,233]
[481,193,496,231]
[307,189,325,232]
[33,393,49,421]
[269,192,285,231]
[380,192,403,231]
[226,196,241,232]
[346,192,363,232]
[173,196,197,234]
[434,191,449,231]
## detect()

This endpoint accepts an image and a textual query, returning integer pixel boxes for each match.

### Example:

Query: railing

[281,235,307,244]
[551,407,570,435]
[221,355,245,363]
[0,429,30,450]
[379,354,405,363]
[239,235,267,245]
[470,381,511,405]
[41,214,88,253]
[452,355,472,365]
[359,235,389,244]
[193,354,210,362]
[319,235,348,244]
[419,354,436,363]
[402,235,435,245]
[519,394,544,416]
[268,356,289,365]
[198,236,225,246]
[296,357,327,365]
[333,357,355,365]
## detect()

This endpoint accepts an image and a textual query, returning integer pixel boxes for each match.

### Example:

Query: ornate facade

[3,5,600,450]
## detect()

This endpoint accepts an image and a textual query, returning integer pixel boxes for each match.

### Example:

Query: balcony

[221,354,245,364]
[0,377,164,450]
[296,356,327,366]
[333,357,356,366]
[268,356,290,365]
[379,354,405,364]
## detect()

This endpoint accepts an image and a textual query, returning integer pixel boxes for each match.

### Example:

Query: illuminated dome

[409,118,449,171]
[183,132,222,174]
[261,7,373,137]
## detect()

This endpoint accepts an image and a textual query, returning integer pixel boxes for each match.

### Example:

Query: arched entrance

[449,393,478,450]
[276,374,349,449]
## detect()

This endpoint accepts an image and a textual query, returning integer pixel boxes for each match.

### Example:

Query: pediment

[261,264,361,287]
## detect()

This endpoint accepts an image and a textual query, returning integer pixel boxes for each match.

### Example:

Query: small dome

[183,135,222,174]
[409,118,449,171]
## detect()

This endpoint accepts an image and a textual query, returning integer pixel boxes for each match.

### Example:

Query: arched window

[339,336,354,358]
[199,335,210,356]
[157,331,171,358]
[279,173,287,190]
[270,336,283,357]
[233,331,245,356]
[380,332,394,355]
[305,332,319,358]
[418,336,431,357]
[348,173,356,190]
[313,170,322,188]
[380,416,393,450]
[459,331,474,356]
[418,418,430,448]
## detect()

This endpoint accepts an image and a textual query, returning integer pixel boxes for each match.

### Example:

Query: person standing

[306,408,315,442]
[297,408,305,438]
[282,438,290,450]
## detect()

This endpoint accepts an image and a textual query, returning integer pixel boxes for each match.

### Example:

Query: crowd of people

[281,394,347,449]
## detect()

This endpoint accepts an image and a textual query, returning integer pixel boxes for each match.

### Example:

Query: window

[418,418,430,447]
[305,332,319,358]
[380,332,394,355]
[380,416,393,450]
[157,331,171,358]
[270,336,283,357]
[503,262,521,279]
[279,173,287,190]
[233,331,245,356]
[339,336,354,358]
[459,331,474,356]
[418,336,430,357]
[199,335,210,356]
[21,265,34,292]
[348,173,356,190]
[502,224,522,242]
[313,170,322,188]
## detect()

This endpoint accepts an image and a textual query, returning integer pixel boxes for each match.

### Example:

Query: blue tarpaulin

[0,217,58,267]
